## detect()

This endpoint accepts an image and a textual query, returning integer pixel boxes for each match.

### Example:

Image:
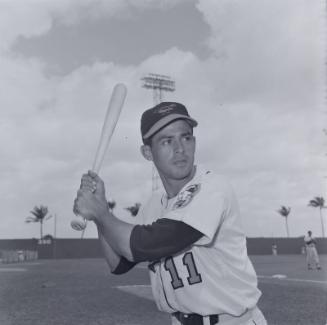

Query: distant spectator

[17,250,24,262]
[272,244,278,256]
[304,230,321,270]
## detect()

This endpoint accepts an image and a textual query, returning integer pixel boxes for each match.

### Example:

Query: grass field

[0,255,326,325]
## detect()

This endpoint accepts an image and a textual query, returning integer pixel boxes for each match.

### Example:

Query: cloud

[196,0,325,108]
[0,0,325,238]
[0,0,189,52]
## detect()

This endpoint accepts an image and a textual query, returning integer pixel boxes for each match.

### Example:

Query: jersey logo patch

[172,184,201,210]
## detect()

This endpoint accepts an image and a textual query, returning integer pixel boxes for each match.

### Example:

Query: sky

[1,0,326,239]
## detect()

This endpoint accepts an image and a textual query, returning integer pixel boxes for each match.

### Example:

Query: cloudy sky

[1,0,326,239]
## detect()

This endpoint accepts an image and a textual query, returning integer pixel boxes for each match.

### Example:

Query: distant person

[271,244,277,256]
[304,230,321,270]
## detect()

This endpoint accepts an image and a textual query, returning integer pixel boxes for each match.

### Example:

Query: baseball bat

[71,83,127,231]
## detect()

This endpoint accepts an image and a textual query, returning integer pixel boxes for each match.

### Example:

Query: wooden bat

[71,83,127,231]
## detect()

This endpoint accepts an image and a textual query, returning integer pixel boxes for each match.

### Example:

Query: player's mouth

[173,158,188,167]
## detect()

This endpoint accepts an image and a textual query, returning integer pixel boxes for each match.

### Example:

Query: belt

[172,312,219,325]
[173,307,258,325]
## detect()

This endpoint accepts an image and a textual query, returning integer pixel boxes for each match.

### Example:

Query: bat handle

[70,166,98,232]
[71,216,87,232]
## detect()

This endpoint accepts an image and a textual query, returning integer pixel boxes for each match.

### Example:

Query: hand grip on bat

[71,83,127,231]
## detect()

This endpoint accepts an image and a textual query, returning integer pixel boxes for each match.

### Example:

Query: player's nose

[173,138,185,153]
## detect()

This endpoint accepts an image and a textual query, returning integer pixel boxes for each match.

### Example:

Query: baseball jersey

[135,165,261,316]
[304,235,316,247]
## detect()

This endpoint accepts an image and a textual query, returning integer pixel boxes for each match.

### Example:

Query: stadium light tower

[142,73,175,105]
[141,73,176,191]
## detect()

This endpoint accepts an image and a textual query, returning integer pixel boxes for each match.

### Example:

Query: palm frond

[108,200,116,211]
[40,205,48,215]
[29,205,49,221]
[277,206,291,217]
[25,216,37,223]
[30,210,40,218]
[308,196,325,208]
[45,214,53,221]
[125,203,141,216]
[308,200,319,207]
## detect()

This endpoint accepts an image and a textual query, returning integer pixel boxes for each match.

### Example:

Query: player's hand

[87,170,106,195]
[80,172,97,193]
[73,171,108,222]
[79,170,107,196]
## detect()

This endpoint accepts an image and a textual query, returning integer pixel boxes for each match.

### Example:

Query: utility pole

[53,213,57,259]
[324,128,327,199]
[141,73,175,191]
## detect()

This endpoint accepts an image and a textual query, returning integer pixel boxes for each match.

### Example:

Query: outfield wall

[246,237,326,255]
[0,237,326,260]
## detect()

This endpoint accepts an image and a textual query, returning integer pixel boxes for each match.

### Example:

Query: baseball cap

[141,102,198,141]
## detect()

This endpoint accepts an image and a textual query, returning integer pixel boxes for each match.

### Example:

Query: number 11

[164,252,202,290]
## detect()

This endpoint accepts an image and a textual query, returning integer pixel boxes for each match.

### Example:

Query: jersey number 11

[164,252,202,290]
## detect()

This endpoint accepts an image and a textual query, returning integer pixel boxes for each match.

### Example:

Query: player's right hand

[73,171,108,222]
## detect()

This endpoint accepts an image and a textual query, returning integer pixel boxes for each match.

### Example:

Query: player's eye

[161,138,172,146]
[182,134,194,142]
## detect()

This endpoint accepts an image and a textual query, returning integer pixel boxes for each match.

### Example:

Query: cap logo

[157,103,176,114]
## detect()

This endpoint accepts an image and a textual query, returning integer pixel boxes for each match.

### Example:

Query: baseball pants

[306,246,320,267]
[171,306,267,325]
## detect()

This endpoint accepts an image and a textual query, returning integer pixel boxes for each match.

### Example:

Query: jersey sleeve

[164,175,237,246]
[111,256,137,274]
[130,218,204,262]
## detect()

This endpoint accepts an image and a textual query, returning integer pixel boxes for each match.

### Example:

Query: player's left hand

[80,172,97,193]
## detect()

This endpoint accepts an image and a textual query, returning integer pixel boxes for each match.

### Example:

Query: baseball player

[304,230,321,270]
[74,102,267,325]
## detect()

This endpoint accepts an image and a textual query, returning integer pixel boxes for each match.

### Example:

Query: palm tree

[277,206,291,237]
[108,200,116,212]
[308,196,325,237]
[25,205,52,239]
[125,203,141,217]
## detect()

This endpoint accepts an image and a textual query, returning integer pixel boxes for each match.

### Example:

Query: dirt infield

[0,255,326,325]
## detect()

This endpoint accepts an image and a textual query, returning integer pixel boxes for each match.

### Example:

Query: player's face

[146,119,196,182]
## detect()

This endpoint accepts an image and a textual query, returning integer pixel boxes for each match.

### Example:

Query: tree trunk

[40,220,43,239]
[285,218,290,237]
[319,208,325,238]
[81,223,86,239]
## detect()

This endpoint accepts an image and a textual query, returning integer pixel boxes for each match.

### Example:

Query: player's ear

[140,145,153,161]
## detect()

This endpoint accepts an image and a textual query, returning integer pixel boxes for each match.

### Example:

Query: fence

[0,237,326,261]
[0,250,38,263]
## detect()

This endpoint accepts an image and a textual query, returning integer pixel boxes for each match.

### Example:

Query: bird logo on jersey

[173,184,201,210]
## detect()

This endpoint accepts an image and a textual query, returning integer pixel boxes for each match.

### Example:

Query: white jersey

[304,235,316,248]
[136,166,261,316]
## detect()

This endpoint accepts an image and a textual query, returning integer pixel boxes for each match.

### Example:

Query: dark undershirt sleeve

[130,218,204,262]
[111,256,137,275]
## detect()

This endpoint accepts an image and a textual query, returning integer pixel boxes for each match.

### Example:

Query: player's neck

[161,166,196,199]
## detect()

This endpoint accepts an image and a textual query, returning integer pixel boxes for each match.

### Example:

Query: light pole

[141,73,175,105]
[141,73,175,191]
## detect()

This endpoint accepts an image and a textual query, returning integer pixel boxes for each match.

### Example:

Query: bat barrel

[92,83,127,173]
